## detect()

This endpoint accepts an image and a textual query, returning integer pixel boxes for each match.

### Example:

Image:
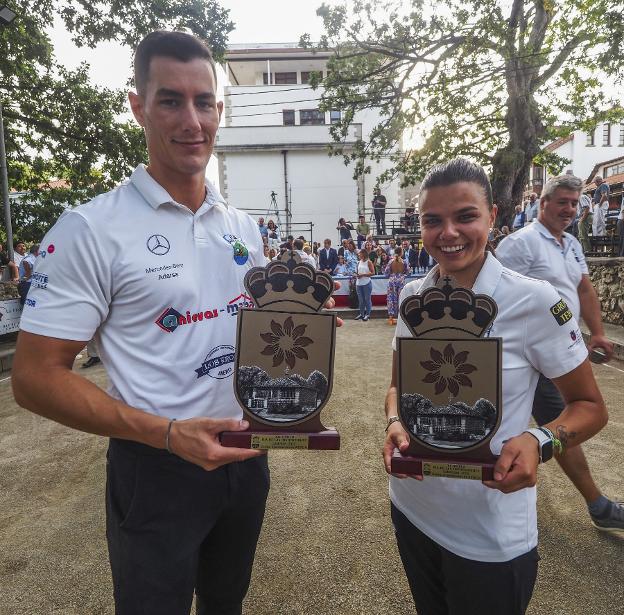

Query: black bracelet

[165,418,177,453]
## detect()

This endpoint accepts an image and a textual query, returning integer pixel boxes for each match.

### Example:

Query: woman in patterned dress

[384,246,408,325]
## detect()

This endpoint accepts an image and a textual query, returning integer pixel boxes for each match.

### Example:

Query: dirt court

[1,320,623,614]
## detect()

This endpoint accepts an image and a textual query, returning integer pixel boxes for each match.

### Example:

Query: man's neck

[146,164,206,213]
[537,216,564,242]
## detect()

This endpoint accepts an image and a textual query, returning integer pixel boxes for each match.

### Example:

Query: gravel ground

[0,320,622,614]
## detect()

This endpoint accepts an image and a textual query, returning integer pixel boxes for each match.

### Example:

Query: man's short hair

[541,174,583,200]
[324,238,331,244]
[293,239,304,250]
[134,31,217,95]
[29,244,39,254]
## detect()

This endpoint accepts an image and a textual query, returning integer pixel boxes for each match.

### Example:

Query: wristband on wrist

[385,416,401,432]
[165,418,177,453]
[539,426,563,454]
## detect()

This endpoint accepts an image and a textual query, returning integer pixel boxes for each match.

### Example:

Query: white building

[528,121,624,194]
[215,43,403,244]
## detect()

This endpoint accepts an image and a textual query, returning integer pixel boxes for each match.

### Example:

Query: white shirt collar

[129,164,228,211]
[418,252,502,298]
[533,219,569,246]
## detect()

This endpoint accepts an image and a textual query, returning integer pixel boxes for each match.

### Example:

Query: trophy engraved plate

[391,277,502,480]
[221,251,340,450]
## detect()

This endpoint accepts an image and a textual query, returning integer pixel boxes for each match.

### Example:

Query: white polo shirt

[391,254,587,562]
[20,165,264,421]
[496,220,588,322]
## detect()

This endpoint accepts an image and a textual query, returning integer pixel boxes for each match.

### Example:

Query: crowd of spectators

[256,217,434,322]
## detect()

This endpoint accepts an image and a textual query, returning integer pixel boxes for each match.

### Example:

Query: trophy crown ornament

[400,276,497,339]
[245,251,333,313]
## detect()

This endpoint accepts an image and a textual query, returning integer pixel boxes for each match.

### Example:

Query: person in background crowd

[303,244,317,268]
[385,158,607,615]
[355,248,375,321]
[266,219,281,248]
[577,191,593,253]
[333,255,348,276]
[280,235,294,251]
[268,248,277,261]
[319,239,339,273]
[384,246,408,325]
[338,239,348,258]
[0,243,19,281]
[17,244,39,305]
[384,238,397,257]
[262,244,270,262]
[356,214,370,248]
[365,240,377,271]
[418,244,429,272]
[372,187,387,235]
[524,193,539,225]
[618,194,624,257]
[512,204,526,231]
[377,249,389,275]
[13,242,26,271]
[337,218,354,243]
[344,239,359,276]
[408,241,419,273]
[257,217,268,239]
[498,173,622,533]
[293,239,316,267]
[591,176,610,237]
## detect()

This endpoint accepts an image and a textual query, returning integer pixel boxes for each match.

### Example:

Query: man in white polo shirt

[13,32,271,614]
[497,174,623,534]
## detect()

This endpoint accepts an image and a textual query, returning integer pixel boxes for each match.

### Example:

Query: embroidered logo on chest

[223,234,249,265]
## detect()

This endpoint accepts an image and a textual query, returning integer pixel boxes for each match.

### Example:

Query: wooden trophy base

[220,428,340,450]
[391,449,495,480]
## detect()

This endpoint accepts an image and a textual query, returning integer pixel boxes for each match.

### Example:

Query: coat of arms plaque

[220,251,339,450]
[391,277,502,480]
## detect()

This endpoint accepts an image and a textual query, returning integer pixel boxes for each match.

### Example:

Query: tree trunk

[491,61,546,227]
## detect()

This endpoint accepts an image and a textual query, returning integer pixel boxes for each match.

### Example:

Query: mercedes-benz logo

[147,234,170,256]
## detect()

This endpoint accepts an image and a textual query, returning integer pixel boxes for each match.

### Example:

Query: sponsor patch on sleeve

[550,299,573,326]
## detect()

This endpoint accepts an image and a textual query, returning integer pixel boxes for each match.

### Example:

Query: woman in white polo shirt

[383,158,607,615]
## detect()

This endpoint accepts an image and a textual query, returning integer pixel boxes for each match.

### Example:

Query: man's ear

[217,100,224,122]
[128,91,146,128]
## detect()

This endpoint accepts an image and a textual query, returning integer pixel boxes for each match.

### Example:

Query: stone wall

[0,281,19,300]
[587,257,624,326]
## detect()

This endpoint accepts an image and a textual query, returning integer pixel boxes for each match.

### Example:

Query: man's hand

[588,334,614,362]
[167,417,265,471]
[483,432,539,493]
[383,422,422,480]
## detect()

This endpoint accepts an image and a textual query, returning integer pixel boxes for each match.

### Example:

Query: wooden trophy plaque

[391,276,502,480]
[220,251,340,450]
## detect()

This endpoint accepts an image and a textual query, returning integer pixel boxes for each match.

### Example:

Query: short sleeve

[496,234,534,276]
[391,280,423,350]
[19,211,112,341]
[524,280,588,379]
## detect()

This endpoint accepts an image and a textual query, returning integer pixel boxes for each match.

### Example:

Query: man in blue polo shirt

[498,174,622,534]
[13,32,273,614]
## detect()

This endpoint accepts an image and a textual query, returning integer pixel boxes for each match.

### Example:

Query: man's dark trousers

[106,438,270,615]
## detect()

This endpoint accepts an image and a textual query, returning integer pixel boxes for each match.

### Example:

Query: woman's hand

[383,421,422,480]
[483,432,539,493]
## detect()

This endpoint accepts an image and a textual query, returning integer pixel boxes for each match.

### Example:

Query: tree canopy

[1,0,233,242]
[304,0,624,223]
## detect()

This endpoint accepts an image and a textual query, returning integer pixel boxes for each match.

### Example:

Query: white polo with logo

[20,165,263,420]
[496,220,588,321]
[391,254,587,562]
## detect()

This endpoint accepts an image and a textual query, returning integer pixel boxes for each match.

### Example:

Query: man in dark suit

[318,238,339,272]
